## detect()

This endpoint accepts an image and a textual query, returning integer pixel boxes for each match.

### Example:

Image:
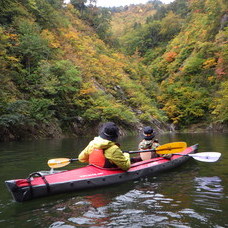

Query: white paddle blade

[189,152,221,162]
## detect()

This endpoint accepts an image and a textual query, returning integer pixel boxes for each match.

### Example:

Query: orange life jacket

[89,148,117,168]
[89,149,106,167]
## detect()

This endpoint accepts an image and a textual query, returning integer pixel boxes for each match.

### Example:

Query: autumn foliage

[0,0,227,141]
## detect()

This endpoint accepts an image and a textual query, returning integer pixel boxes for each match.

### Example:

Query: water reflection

[45,175,226,227]
[2,175,226,228]
[45,180,200,227]
[193,176,224,212]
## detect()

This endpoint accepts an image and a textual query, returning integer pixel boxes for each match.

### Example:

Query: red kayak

[5,144,198,202]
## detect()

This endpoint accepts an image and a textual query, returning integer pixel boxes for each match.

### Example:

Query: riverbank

[0,118,227,142]
[182,122,228,133]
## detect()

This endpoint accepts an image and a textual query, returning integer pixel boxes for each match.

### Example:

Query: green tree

[159,11,183,40]
[212,81,228,122]
[14,19,51,73]
[71,0,87,12]
[46,0,64,9]
[83,7,112,42]
[168,0,189,17]
[0,100,31,129]
[159,83,210,126]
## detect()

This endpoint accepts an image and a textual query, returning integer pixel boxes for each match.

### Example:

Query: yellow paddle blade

[156,142,187,154]
[47,158,71,168]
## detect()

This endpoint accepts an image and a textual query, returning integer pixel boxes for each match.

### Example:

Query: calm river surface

[0,133,227,227]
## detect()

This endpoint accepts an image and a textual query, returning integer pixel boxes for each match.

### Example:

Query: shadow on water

[0,133,227,227]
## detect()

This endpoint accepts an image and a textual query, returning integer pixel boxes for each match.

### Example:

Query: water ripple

[192,176,224,212]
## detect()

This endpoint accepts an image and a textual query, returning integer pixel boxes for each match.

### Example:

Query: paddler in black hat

[78,122,131,171]
[138,126,172,160]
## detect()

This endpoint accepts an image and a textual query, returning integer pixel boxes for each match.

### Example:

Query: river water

[0,133,227,227]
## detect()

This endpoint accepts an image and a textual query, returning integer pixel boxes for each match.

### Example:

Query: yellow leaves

[80,87,97,95]
[99,54,113,65]
[0,28,17,48]
[41,29,60,48]
[66,3,74,11]
[161,100,180,123]
[212,81,228,121]
[28,0,38,10]
[200,29,207,39]
[6,56,20,62]
[207,76,215,81]
[99,54,122,72]
[64,31,79,40]
[6,32,19,47]
[203,58,217,69]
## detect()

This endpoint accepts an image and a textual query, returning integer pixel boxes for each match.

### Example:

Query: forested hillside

[0,0,227,141]
[111,2,157,40]
[111,0,228,131]
[0,0,167,141]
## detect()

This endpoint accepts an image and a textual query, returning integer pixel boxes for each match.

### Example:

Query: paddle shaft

[124,149,156,154]
[124,146,185,154]
[47,142,187,168]
[66,152,220,163]
[48,150,221,168]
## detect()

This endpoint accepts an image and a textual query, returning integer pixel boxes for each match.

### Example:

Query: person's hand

[162,154,172,159]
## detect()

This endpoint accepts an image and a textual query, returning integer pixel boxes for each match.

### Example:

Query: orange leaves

[215,57,227,79]
[0,28,19,48]
[8,33,18,41]
[164,51,178,62]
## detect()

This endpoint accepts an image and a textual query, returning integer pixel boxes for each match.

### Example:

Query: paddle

[173,152,221,162]
[48,142,187,168]
[126,142,221,162]
[48,158,78,168]
[47,151,221,169]
[124,142,187,154]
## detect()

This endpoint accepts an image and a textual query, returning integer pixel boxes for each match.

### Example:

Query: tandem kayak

[5,144,198,202]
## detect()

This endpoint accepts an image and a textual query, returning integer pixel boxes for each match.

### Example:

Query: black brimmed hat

[143,126,155,140]
[143,126,153,134]
[100,122,119,142]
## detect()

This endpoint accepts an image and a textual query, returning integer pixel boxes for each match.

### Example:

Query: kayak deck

[5,144,198,202]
